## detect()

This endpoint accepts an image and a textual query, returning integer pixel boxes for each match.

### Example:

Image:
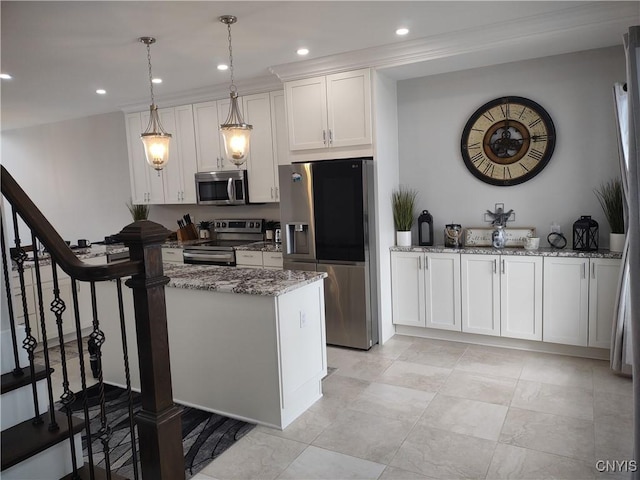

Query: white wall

[1,112,132,244]
[1,112,281,244]
[397,46,626,248]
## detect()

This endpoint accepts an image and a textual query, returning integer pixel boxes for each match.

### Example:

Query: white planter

[396,231,412,247]
[609,233,625,252]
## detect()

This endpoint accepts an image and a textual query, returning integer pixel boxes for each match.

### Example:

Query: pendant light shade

[139,37,171,171]
[219,15,252,167]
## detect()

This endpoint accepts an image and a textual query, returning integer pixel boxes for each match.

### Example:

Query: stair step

[1,410,84,471]
[1,365,53,395]
[60,464,130,480]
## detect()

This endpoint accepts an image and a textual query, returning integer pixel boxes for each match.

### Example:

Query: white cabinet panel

[163,105,198,204]
[588,258,621,348]
[425,253,461,331]
[236,250,263,267]
[162,248,184,264]
[391,252,425,328]
[243,93,277,203]
[326,69,372,148]
[271,90,290,168]
[126,112,165,204]
[461,254,500,336]
[286,76,327,151]
[500,255,543,341]
[194,97,249,172]
[263,252,283,269]
[543,257,589,346]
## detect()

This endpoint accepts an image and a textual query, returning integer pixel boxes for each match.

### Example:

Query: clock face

[460,96,556,186]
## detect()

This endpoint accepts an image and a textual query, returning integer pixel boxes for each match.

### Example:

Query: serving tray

[464,227,536,247]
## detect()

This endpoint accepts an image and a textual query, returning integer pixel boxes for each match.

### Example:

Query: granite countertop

[234,241,283,253]
[390,244,623,259]
[16,244,129,269]
[163,263,325,296]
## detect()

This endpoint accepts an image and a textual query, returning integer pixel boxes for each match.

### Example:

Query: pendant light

[139,36,171,172]
[219,15,252,167]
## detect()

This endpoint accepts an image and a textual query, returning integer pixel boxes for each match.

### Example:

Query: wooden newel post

[119,220,185,480]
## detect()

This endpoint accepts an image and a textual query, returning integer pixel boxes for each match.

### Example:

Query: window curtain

[620,25,640,479]
[611,83,632,376]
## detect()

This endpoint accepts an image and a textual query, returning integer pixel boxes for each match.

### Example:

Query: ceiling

[1,1,638,132]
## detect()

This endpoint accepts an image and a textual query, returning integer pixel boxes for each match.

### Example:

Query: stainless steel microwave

[195,170,249,205]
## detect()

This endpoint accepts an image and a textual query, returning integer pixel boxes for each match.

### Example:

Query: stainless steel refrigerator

[278,158,378,350]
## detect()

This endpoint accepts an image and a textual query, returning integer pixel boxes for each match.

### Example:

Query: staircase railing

[1,165,185,480]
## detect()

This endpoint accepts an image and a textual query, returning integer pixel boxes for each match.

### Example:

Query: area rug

[59,383,254,479]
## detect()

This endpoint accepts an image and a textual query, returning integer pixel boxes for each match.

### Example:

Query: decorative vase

[396,231,412,247]
[199,229,210,239]
[609,233,625,252]
[492,225,506,249]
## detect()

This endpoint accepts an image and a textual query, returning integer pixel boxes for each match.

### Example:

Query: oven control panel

[214,219,263,233]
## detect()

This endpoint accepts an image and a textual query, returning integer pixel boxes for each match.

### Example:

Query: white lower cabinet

[236,250,283,269]
[391,251,461,331]
[460,254,542,339]
[588,258,621,348]
[543,256,621,348]
[543,257,590,346]
[161,248,184,264]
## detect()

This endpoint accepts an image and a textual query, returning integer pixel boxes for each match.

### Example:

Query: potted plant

[197,220,212,239]
[594,177,625,252]
[392,186,417,247]
[126,200,149,221]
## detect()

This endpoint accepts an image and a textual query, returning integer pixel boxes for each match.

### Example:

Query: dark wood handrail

[1,165,145,281]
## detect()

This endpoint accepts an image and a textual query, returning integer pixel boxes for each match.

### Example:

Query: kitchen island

[98,263,327,430]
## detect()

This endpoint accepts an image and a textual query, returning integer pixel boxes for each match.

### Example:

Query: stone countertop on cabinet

[234,241,283,253]
[163,263,325,296]
[16,244,129,270]
[390,245,623,259]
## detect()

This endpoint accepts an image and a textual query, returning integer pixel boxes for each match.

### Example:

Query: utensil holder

[177,224,198,241]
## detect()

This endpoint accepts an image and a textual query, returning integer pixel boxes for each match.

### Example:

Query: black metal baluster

[116,278,140,480]
[89,282,112,478]
[11,207,41,424]
[71,279,95,480]
[51,261,81,479]
[0,220,24,375]
[31,236,59,431]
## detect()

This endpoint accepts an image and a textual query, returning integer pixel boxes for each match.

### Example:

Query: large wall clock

[460,96,556,186]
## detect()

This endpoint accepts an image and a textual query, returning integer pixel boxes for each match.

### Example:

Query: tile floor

[192,335,634,480]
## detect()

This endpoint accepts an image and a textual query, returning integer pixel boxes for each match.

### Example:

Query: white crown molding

[119,74,283,113]
[269,2,638,81]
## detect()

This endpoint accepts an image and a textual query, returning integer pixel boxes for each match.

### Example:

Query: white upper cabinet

[270,90,290,167]
[285,69,372,151]
[126,106,197,205]
[126,111,165,204]
[243,92,277,203]
[193,98,237,172]
[163,105,198,204]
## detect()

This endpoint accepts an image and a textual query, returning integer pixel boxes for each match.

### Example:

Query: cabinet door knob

[418,256,422,270]
[329,129,333,145]
[493,259,497,274]
[591,262,596,279]
[322,130,327,145]
[501,259,505,274]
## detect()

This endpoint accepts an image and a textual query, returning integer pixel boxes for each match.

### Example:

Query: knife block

[177,224,198,241]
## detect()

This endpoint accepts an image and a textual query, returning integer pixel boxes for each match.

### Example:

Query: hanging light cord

[146,42,156,106]
[227,22,236,94]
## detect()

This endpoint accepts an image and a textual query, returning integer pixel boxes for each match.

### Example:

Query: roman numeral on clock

[503,167,512,179]
[483,111,495,122]
[528,117,542,128]
[528,148,544,161]
[483,163,494,176]
[470,152,484,164]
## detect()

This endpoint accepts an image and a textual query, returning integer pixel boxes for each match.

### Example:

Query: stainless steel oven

[182,219,263,266]
[195,170,249,205]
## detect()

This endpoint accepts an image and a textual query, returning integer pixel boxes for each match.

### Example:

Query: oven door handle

[227,178,236,202]
[183,252,233,261]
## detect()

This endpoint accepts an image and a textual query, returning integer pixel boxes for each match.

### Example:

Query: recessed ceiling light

[217,64,229,71]
[0,73,12,80]
[152,78,162,84]
[96,89,107,95]
[297,48,309,56]
[396,27,409,36]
